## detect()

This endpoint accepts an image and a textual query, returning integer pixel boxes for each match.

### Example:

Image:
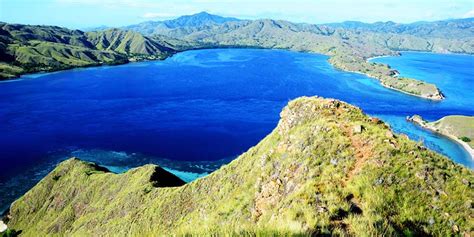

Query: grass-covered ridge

[4,97,473,236]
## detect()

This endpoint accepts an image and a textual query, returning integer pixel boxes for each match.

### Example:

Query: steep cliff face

[5,97,473,236]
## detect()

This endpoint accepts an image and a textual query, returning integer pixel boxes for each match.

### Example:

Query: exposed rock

[407,115,426,125]
[0,221,7,233]
[386,131,394,138]
[353,124,364,134]
[370,117,382,124]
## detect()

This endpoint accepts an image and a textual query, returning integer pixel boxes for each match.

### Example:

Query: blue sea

[0,49,472,212]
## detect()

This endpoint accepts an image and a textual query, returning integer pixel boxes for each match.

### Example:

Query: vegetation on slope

[4,97,473,236]
[326,18,474,39]
[0,23,176,79]
[86,29,175,61]
[409,115,474,153]
[122,11,240,36]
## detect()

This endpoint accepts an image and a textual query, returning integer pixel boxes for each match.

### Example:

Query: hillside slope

[4,97,473,236]
[430,116,474,149]
[0,23,176,79]
[86,29,175,59]
[408,115,474,157]
[325,18,474,39]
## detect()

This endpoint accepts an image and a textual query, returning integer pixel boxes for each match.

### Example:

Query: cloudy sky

[1,0,473,29]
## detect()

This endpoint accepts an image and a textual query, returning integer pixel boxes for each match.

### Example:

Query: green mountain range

[4,97,473,236]
[325,18,474,39]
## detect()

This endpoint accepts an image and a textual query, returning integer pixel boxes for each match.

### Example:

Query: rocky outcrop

[0,220,7,233]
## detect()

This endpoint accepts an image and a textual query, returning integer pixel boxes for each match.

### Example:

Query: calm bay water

[0,49,472,211]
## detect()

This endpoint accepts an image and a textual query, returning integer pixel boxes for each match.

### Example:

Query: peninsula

[408,115,474,159]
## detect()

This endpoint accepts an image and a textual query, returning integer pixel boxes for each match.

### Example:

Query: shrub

[460,136,471,142]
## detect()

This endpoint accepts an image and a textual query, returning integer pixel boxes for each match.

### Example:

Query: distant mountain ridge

[163,11,241,28]
[324,18,474,39]
[121,12,474,40]
[122,11,241,35]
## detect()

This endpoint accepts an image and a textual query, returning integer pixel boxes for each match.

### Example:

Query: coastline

[407,116,474,160]
[363,54,444,101]
[334,66,443,101]
[366,55,393,61]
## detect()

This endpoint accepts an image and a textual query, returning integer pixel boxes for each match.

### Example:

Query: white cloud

[142,12,176,19]
[463,9,474,18]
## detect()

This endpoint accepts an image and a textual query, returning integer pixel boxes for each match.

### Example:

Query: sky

[0,0,473,29]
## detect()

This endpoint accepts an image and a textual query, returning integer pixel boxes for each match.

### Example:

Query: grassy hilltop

[4,97,473,236]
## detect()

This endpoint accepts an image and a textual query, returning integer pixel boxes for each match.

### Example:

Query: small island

[408,115,474,158]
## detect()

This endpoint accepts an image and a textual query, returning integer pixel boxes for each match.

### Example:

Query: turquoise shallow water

[0,49,472,212]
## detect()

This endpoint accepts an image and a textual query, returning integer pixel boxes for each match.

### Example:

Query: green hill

[431,116,474,149]
[0,23,176,79]
[86,29,175,58]
[409,115,474,150]
[4,97,472,236]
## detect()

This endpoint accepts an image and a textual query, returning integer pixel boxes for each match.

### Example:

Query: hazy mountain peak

[164,11,240,28]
